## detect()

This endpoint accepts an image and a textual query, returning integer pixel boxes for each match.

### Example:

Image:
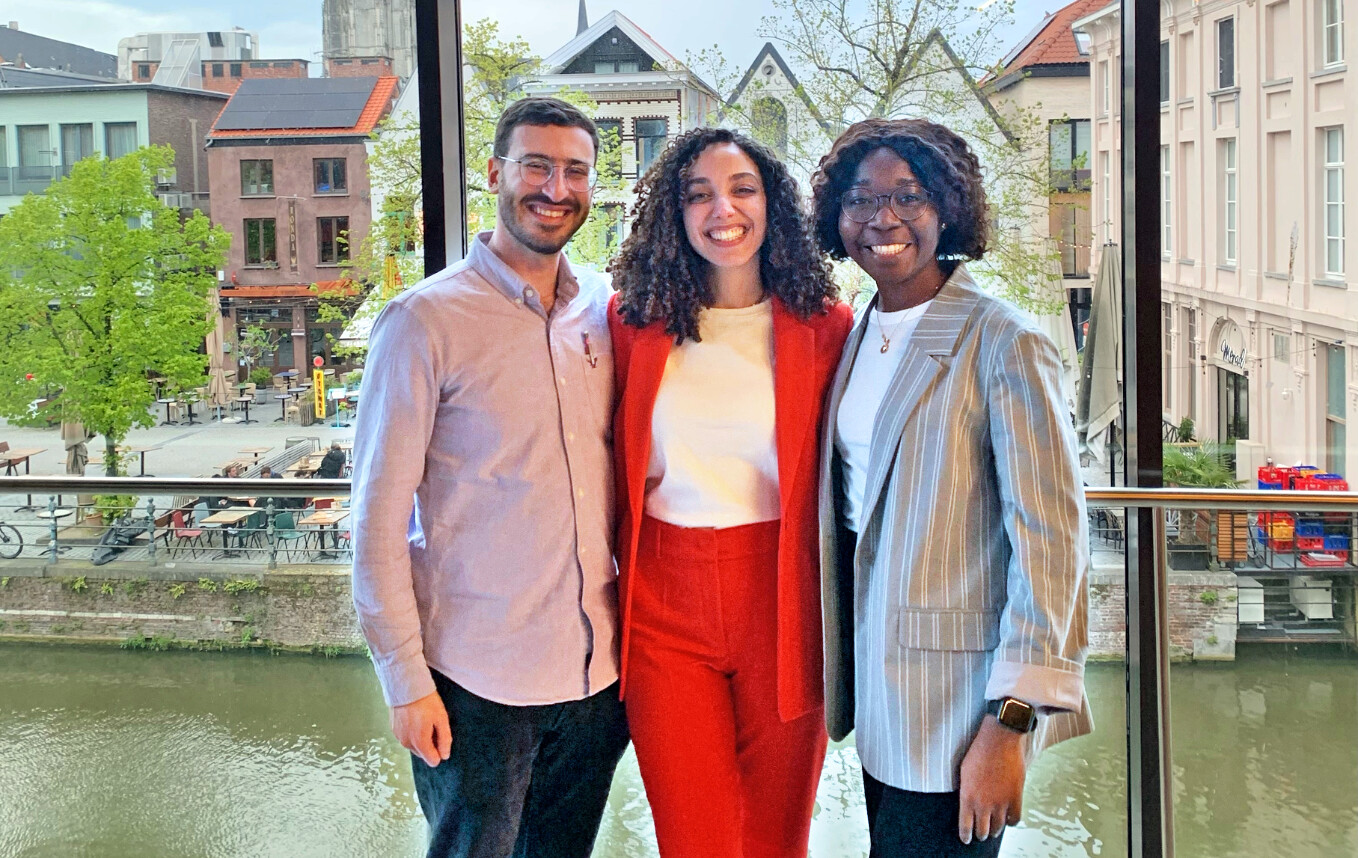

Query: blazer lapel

[773,301,816,516]
[622,324,672,527]
[857,273,980,534]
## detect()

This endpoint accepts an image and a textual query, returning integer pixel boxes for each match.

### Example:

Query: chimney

[7,22,17,30]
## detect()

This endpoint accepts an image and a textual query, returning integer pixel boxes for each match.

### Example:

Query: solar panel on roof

[214,77,380,131]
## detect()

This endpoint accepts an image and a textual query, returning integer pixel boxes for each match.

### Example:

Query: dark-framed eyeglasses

[839,188,932,223]
[499,156,597,192]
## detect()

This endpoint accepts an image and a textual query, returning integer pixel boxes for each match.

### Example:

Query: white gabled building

[723,41,835,190]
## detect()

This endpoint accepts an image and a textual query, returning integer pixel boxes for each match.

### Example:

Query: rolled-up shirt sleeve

[351,299,441,707]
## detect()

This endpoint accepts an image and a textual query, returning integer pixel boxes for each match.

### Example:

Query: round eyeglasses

[499,156,597,192]
[839,189,932,223]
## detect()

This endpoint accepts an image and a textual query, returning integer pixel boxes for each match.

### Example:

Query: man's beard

[498,192,586,255]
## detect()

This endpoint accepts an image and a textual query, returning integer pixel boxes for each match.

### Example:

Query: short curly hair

[811,118,988,274]
[610,127,837,343]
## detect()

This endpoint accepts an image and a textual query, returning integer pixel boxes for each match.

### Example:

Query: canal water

[0,644,1353,857]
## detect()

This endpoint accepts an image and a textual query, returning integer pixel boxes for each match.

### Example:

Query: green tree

[0,146,229,475]
[318,18,626,360]
[694,0,1064,312]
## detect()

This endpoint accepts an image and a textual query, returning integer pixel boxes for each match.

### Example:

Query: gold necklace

[877,308,912,353]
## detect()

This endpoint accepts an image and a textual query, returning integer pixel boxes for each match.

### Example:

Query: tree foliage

[696,0,1065,311]
[0,146,229,474]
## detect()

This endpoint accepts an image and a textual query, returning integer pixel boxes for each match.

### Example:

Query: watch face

[998,698,1037,732]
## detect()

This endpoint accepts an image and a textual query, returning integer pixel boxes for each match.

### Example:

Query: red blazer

[608,293,853,722]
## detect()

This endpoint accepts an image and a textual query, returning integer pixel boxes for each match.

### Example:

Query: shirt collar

[468,231,581,310]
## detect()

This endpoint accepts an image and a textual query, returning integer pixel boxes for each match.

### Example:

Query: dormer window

[594,60,641,74]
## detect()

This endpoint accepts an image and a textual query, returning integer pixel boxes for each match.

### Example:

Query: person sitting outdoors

[316,441,347,480]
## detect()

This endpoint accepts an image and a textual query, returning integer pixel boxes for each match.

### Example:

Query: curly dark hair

[811,118,988,276]
[610,127,837,342]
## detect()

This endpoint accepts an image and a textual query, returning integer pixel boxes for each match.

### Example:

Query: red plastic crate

[1298,537,1325,551]
[1299,552,1347,567]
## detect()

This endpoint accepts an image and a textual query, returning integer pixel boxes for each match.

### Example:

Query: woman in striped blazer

[810,118,1093,857]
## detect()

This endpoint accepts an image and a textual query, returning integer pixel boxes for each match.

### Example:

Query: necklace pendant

[879,340,890,354]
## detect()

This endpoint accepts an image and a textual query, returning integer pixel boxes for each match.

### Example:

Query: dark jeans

[864,769,1005,858]
[412,670,630,858]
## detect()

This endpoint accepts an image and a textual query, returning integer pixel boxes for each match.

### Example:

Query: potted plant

[1163,441,1246,569]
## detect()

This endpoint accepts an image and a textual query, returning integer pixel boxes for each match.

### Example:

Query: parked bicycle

[0,520,22,559]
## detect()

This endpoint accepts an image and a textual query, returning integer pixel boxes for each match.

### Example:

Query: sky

[4,0,1056,80]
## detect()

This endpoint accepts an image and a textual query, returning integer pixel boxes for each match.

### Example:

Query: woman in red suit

[608,126,852,858]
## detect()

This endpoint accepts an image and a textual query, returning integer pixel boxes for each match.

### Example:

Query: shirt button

[559,376,567,385]
[567,432,575,441]
[515,298,523,305]
[577,488,585,498]
[524,287,536,299]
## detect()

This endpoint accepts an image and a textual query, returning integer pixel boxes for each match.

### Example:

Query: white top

[835,300,933,532]
[645,300,780,527]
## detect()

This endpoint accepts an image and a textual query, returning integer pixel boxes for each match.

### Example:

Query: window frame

[240,159,275,197]
[1216,16,1236,89]
[1161,145,1172,256]
[313,158,348,195]
[1324,127,1345,278]
[244,218,278,266]
[1221,138,1238,265]
[103,122,138,160]
[1323,0,1345,67]
[634,117,668,175]
[316,215,350,265]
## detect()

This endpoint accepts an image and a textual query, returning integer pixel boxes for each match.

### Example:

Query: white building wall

[1080,0,1357,471]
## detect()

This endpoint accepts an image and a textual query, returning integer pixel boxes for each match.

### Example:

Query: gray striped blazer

[819,265,1093,792]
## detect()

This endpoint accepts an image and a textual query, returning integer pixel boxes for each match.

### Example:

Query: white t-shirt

[644,301,780,527]
[835,300,933,532]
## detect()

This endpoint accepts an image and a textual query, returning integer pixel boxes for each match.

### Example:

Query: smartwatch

[986,697,1038,733]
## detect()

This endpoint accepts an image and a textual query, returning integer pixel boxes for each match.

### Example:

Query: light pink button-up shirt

[351,233,618,708]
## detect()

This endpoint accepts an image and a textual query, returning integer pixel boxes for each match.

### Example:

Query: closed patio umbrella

[1076,243,1123,471]
[205,289,233,411]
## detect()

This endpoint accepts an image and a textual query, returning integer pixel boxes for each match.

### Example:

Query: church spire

[577,0,589,35]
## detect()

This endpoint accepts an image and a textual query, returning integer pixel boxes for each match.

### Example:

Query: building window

[601,203,625,249]
[1324,127,1345,277]
[250,61,269,69]
[60,124,94,170]
[635,118,667,174]
[594,60,641,73]
[314,158,347,194]
[1217,17,1235,89]
[240,159,274,196]
[1099,61,1110,114]
[1163,302,1174,413]
[596,119,623,185]
[1074,31,1092,55]
[244,218,277,266]
[317,216,350,264]
[207,31,224,48]
[104,122,137,159]
[1274,333,1291,362]
[1161,145,1172,255]
[1327,344,1346,475]
[360,58,379,65]
[1323,0,1345,67]
[273,61,291,69]
[230,63,242,77]
[138,63,151,80]
[1221,139,1238,265]
[1160,40,1170,104]
[212,63,223,77]
[16,125,51,179]
[1051,202,1091,277]
[1100,151,1111,244]
[1049,119,1091,190]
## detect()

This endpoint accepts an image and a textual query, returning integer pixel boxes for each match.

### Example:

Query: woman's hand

[957,714,1027,844]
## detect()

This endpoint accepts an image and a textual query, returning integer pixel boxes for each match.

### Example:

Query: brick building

[205,75,398,376]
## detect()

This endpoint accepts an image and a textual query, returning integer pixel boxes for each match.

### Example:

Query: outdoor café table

[239,447,272,462]
[180,395,200,426]
[285,454,326,476]
[274,393,291,422]
[2,447,45,510]
[300,508,350,560]
[157,397,179,425]
[124,445,160,477]
[234,395,257,424]
[200,507,255,557]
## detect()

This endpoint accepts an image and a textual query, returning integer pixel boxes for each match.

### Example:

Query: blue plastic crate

[1324,535,1350,551]
[1257,481,1283,490]
[1297,522,1325,538]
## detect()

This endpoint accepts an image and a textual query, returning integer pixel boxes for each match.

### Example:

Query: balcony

[0,165,76,197]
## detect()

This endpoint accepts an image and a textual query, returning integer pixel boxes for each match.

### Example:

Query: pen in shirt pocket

[582,331,599,368]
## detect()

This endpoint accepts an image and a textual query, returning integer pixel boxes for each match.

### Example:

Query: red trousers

[625,516,828,858]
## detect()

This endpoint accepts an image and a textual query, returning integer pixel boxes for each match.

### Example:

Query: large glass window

[16,125,51,179]
[595,119,623,185]
[1049,118,1091,190]
[1221,138,1238,265]
[1160,40,1170,104]
[317,216,350,264]
[60,124,94,171]
[1163,302,1174,412]
[103,122,138,159]
[1217,17,1235,88]
[1327,344,1346,475]
[244,218,277,266]
[240,159,274,197]
[314,158,347,194]
[635,118,667,174]
[1161,145,1172,255]
[1323,0,1345,67]
[1324,128,1345,278]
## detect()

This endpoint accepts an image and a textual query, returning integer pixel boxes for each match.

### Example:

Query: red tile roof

[1000,0,1108,73]
[208,76,399,139]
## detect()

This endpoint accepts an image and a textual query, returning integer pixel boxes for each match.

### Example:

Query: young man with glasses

[351,96,628,858]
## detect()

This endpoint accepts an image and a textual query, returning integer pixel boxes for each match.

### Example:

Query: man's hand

[391,691,453,768]
[957,714,1027,845]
